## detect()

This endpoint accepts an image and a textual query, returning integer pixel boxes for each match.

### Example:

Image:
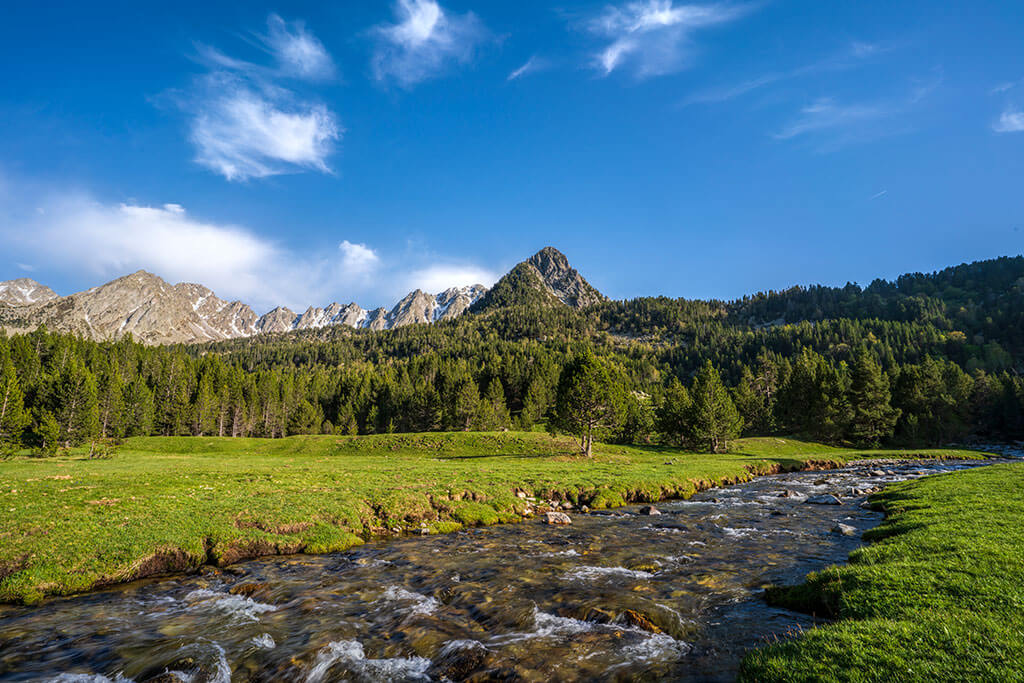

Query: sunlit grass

[740,462,1024,682]
[0,432,983,604]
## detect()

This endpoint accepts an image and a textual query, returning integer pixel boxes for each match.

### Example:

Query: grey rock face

[525,247,605,309]
[0,278,59,306]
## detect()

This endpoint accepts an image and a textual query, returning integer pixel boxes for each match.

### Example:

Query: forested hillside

[1,256,1022,455]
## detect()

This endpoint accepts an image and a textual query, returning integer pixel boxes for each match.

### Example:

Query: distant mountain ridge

[0,247,598,345]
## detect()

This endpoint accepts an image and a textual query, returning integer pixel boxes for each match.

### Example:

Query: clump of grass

[0,431,984,604]
[739,463,1024,682]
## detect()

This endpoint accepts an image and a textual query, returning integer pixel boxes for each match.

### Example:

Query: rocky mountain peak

[0,278,59,306]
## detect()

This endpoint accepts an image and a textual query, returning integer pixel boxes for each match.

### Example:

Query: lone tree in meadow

[687,361,743,453]
[553,349,621,457]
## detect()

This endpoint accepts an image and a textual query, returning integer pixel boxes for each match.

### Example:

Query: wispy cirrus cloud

[993,107,1024,133]
[773,74,941,150]
[371,0,488,87]
[508,55,547,81]
[587,1,750,78]
[181,14,341,181]
[262,14,336,80]
[683,40,891,106]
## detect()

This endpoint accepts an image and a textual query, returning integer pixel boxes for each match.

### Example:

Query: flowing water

[0,460,993,682]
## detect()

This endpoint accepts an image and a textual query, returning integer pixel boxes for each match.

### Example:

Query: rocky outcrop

[0,278,58,306]
[0,246,600,344]
[473,247,605,313]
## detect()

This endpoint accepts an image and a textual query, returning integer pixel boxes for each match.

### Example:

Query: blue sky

[1,1,1022,311]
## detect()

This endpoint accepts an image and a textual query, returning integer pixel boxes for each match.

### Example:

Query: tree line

[1,255,1021,455]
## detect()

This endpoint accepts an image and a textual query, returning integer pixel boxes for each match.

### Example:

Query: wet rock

[620,609,663,633]
[813,478,830,486]
[832,523,857,537]
[652,522,688,531]
[806,494,842,505]
[583,607,616,624]
[544,511,572,525]
[870,470,886,477]
[228,582,271,600]
[140,675,182,683]
[580,505,590,514]
[778,490,800,498]
[639,506,661,516]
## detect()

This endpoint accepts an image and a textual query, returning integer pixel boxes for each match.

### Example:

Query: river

[0,459,991,682]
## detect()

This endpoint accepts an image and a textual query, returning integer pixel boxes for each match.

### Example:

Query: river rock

[639,506,661,516]
[806,494,842,505]
[832,523,857,536]
[544,511,572,525]
[870,470,886,477]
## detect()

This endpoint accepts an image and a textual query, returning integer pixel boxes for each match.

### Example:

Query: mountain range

[0,247,601,345]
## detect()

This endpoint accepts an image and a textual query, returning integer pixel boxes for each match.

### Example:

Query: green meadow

[0,432,982,604]
[740,461,1024,682]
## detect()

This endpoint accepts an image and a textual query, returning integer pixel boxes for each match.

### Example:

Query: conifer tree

[553,350,621,456]
[656,379,692,446]
[848,352,900,447]
[96,362,125,439]
[687,361,742,453]
[0,349,27,449]
[52,358,99,447]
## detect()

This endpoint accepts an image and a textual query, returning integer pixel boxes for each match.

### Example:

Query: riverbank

[739,461,1024,682]
[0,432,985,604]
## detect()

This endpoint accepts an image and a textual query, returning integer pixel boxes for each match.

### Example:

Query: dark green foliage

[848,352,901,447]
[0,255,1022,452]
[686,362,743,453]
[553,349,622,456]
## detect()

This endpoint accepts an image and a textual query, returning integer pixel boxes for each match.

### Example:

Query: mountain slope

[473,247,604,313]
[0,274,492,344]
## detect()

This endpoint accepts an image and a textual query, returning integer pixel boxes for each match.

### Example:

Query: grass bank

[739,462,1024,682]
[0,432,982,604]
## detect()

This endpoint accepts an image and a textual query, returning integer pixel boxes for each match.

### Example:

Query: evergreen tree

[656,379,692,447]
[449,379,481,430]
[687,361,742,453]
[124,377,155,437]
[0,349,27,449]
[553,350,621,456]
[96,362,125,439]
[34,409,60,456]
[848,352,900,447]
[51,358,100,447]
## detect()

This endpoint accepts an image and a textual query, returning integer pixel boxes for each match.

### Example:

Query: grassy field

[0,432,983,604]
[740,462,1024,682]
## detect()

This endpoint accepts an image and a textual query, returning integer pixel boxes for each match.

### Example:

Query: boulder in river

[806,494,842,505]
[639,506,662,515]
[832,523,857,536]
[544,511,572,525]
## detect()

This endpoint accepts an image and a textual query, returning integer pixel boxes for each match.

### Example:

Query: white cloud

[684,40,891,106]
[0,192,382,311]
[190,76,341,180]
[263,14,336,80]
[1,184,500,311]
[773,97,887,140]
[339,240,380,274]
[371,0,488,86]
[405,264,498,293]
[993,107,1024,133]
[588,1,748,78]
[773,75,940,148]
[182,15,341,181]
[508,56,545,81]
